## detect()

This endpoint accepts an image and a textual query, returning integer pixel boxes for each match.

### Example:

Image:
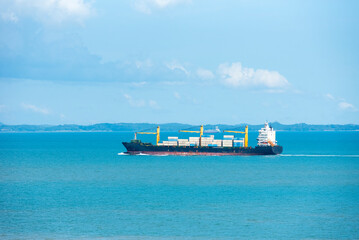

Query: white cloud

[324,93,357,112]
[134,0,191,14]
[1,11,18,23]
[124,94,160,109]
[131,81,147,87]
[135,59,153,69]
[166,62,189,75]
[338,101,357,112]
[161,81,186,85]
[124,94,146,107]
[196,68,214,80]
[1,0,93,23]
[21,103,49,115]
[174,92,181,99]
[149,100,160,109]
[325,93,335,101]
[133,1,152,14]
[218,62,289,89]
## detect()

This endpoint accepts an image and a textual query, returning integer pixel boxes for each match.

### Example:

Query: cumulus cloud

[196,68,214,80]
[166,62,189,75]
[1,0,93,23]
[21,103,49,115]
[134,0,191,14]
[218,62,289,89]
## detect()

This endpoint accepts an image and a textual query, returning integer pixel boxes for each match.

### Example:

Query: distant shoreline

[1,122,359,132]
[1,130,359,133]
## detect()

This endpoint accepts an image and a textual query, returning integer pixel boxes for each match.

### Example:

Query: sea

[0,131,358,240]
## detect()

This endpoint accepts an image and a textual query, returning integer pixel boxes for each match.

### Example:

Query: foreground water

[0,131,358,239]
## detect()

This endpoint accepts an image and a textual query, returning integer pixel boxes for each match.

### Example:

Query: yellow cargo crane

[179,125,204,138]
[179,125,204,146]
[134,126,160,145]
[223,126,248,148]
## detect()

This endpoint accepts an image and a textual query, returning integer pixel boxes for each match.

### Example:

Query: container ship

[122,123,283,156]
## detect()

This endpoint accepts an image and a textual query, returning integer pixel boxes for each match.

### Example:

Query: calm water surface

[0,131,359,239]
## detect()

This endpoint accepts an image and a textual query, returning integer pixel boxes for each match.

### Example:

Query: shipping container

[208,144,218,147]
[189,137,200,140]
[223,135,234,139]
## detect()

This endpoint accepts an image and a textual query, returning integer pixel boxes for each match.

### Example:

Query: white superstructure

[257,122,277,146]
[204,126,221,133]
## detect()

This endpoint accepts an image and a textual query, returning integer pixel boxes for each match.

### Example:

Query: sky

[0,0,358,125]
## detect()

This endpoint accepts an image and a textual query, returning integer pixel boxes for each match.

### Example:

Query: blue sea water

[0,131,359,239]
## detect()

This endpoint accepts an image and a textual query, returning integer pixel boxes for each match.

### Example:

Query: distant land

[0,122,358,132]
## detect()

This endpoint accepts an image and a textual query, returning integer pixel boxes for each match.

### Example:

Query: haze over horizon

[1,0,358,125]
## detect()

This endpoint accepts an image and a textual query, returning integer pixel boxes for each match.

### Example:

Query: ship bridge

[257,122,277,146]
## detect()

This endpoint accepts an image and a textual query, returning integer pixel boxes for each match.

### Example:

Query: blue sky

[0,0,358,125]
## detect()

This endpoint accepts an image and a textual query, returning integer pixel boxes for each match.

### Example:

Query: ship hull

[122,142,283,156]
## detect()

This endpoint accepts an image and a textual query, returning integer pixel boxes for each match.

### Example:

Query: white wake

[280,154,359,157]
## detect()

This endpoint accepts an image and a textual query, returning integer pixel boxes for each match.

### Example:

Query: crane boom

[223,126,248,148]
[223,130,245,134]
[135,126,160,145]
[179,125,204,138]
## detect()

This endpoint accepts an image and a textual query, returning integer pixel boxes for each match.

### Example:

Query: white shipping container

[179,143,190,146]
[223,135,234,139]
[189,137,200,140]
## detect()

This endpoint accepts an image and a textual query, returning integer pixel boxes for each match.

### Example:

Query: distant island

[0,122,358,132]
